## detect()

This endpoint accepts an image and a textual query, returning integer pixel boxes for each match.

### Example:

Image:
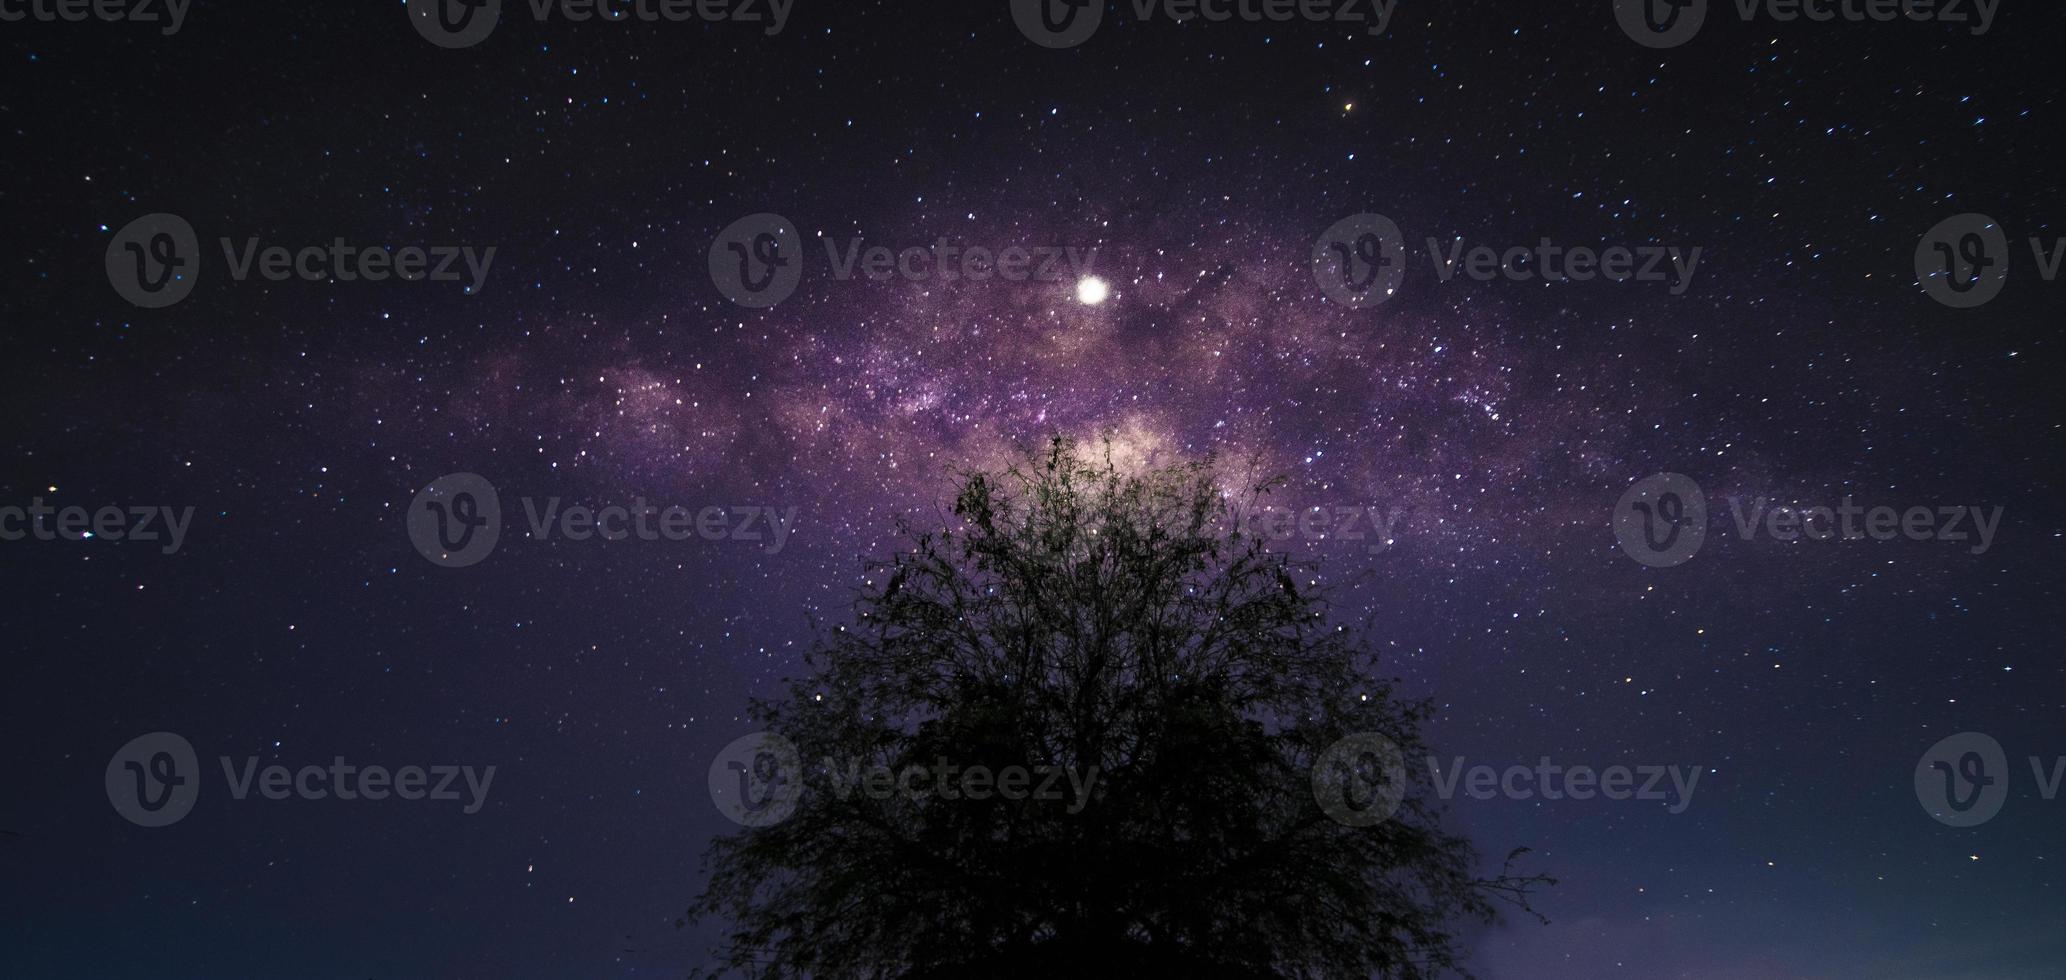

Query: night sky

[3,1,2064,977]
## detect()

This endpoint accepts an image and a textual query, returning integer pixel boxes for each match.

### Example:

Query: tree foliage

[689,438,1548,978]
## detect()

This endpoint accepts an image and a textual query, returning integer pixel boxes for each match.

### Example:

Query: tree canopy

[689,438,1547,978]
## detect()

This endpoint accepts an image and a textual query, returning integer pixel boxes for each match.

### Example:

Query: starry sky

[3,2,2064,977]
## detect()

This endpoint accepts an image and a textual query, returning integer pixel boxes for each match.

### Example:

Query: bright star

[1076,276,1110,306]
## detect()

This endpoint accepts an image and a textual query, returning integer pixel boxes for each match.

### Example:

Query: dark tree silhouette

[688,438,1548,978]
